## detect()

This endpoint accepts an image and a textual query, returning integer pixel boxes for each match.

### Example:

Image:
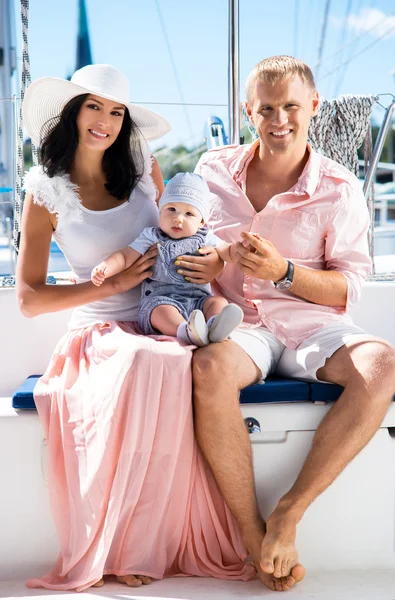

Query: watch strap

[274,260,294,288]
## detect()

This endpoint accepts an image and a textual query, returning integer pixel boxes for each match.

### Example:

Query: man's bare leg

[193,341,305,591]
[260,338,395,578]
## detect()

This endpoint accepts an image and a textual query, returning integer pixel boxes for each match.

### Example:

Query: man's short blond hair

[246,55,316,102]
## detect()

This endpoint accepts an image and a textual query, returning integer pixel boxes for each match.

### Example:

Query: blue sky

[13,0,395,150]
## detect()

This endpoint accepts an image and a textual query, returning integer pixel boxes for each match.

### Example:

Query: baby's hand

[242,233,261,254]
[228,242,239,262]
[91,263,108,286]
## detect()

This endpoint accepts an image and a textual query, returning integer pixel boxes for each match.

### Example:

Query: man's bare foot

[244,524,305,592]
[261,510,299,579]
[117,574,152,587]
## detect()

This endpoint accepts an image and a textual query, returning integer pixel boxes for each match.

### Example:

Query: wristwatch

[274,260,294,290]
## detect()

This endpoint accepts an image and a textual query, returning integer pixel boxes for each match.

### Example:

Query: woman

[17,63,255,591]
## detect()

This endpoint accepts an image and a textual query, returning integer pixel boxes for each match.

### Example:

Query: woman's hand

[113,245,158,293]
[174,246,225,284]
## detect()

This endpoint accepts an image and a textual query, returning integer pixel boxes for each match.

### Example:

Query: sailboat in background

[71,0,93,76]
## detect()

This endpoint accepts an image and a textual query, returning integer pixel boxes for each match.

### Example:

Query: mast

[75,0,93,70]
[0,0,16,192]
[228,0,239,145]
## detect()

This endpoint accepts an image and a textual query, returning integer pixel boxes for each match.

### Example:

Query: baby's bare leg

[202,296,229,321]
[150,304,184,336]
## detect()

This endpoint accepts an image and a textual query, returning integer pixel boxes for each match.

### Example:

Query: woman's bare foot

[244,523,305,592]
[261,509,299,579]
[117,574,152,587]
[90,574,152,588]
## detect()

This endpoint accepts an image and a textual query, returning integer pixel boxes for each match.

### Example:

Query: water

[0,239,71,276]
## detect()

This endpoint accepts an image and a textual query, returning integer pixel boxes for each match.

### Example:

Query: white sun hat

[23,63,171,145]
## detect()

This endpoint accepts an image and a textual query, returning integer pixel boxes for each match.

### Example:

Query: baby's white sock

[177,311,209,346]
[177,322,190,344]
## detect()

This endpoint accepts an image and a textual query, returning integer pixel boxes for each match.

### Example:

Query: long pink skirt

[26,321,255,591]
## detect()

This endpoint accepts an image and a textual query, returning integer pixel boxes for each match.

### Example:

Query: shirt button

[245,276,250,280]
[254,215,260,221]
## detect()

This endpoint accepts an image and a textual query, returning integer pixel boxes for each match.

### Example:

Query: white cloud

[346,8,395,40]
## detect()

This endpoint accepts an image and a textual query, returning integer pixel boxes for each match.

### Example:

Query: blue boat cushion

[12,375,41,410]
[310,382,344,402]
[240,377,310,404]
[12,375,346,411]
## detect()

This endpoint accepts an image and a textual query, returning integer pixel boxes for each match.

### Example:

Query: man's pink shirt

[195,140,371,349]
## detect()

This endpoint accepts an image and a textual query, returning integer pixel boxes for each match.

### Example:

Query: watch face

[276,279,292,290]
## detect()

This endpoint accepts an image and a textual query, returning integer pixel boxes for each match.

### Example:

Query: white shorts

[231,323,369,382]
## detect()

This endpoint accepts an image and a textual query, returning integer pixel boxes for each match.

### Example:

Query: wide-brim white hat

[23,63,171,145]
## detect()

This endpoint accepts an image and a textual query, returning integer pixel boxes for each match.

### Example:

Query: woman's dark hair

[40,94,144,200]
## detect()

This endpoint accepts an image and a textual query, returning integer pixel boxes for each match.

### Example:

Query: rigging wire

[154,0,194,139]
[294,0,300,56]
[315,0,332,81]
[333,0,372,97]
[330,0,378,97]
[299,0,310,58]
[133,101,228,107]
[318,19,395,82]
[315,7,394,70]
[332,0,354,97]
[305,1,324,68]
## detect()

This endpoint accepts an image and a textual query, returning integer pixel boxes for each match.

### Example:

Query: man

[175,55,395,592]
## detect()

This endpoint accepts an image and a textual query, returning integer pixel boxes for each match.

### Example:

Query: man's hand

[236,232,288,282]
[174,246,225,284]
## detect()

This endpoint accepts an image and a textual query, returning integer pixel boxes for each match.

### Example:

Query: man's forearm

[289,265,348,308]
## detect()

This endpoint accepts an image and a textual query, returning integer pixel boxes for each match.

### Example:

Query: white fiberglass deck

[2,571,395,599]
[1,281,395,596]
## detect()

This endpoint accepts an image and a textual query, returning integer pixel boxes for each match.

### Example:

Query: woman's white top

[24,155,159,330]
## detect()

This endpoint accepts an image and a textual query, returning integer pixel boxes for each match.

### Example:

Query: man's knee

[367,342,395,388]
[325,338,395,392]
[193,341,238,385]
[192,340,259,401]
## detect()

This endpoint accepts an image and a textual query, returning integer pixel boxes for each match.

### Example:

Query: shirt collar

[292,144,321,197]
[232,140,321,198]
[232,139,260,187]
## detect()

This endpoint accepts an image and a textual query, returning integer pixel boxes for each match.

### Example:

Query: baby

[91,172,242,346]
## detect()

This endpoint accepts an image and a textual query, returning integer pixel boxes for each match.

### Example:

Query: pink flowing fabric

[26,321,255,591]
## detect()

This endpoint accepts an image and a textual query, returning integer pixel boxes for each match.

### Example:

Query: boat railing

[374,193,395,228]
[363,97,395,198]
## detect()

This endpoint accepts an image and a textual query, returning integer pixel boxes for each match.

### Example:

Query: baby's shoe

[207,304,243,343]
[177,310,209,346]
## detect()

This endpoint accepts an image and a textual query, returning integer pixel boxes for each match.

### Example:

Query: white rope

[307,95,377,275]
[13,0,38,254]
[308,95,375,176]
